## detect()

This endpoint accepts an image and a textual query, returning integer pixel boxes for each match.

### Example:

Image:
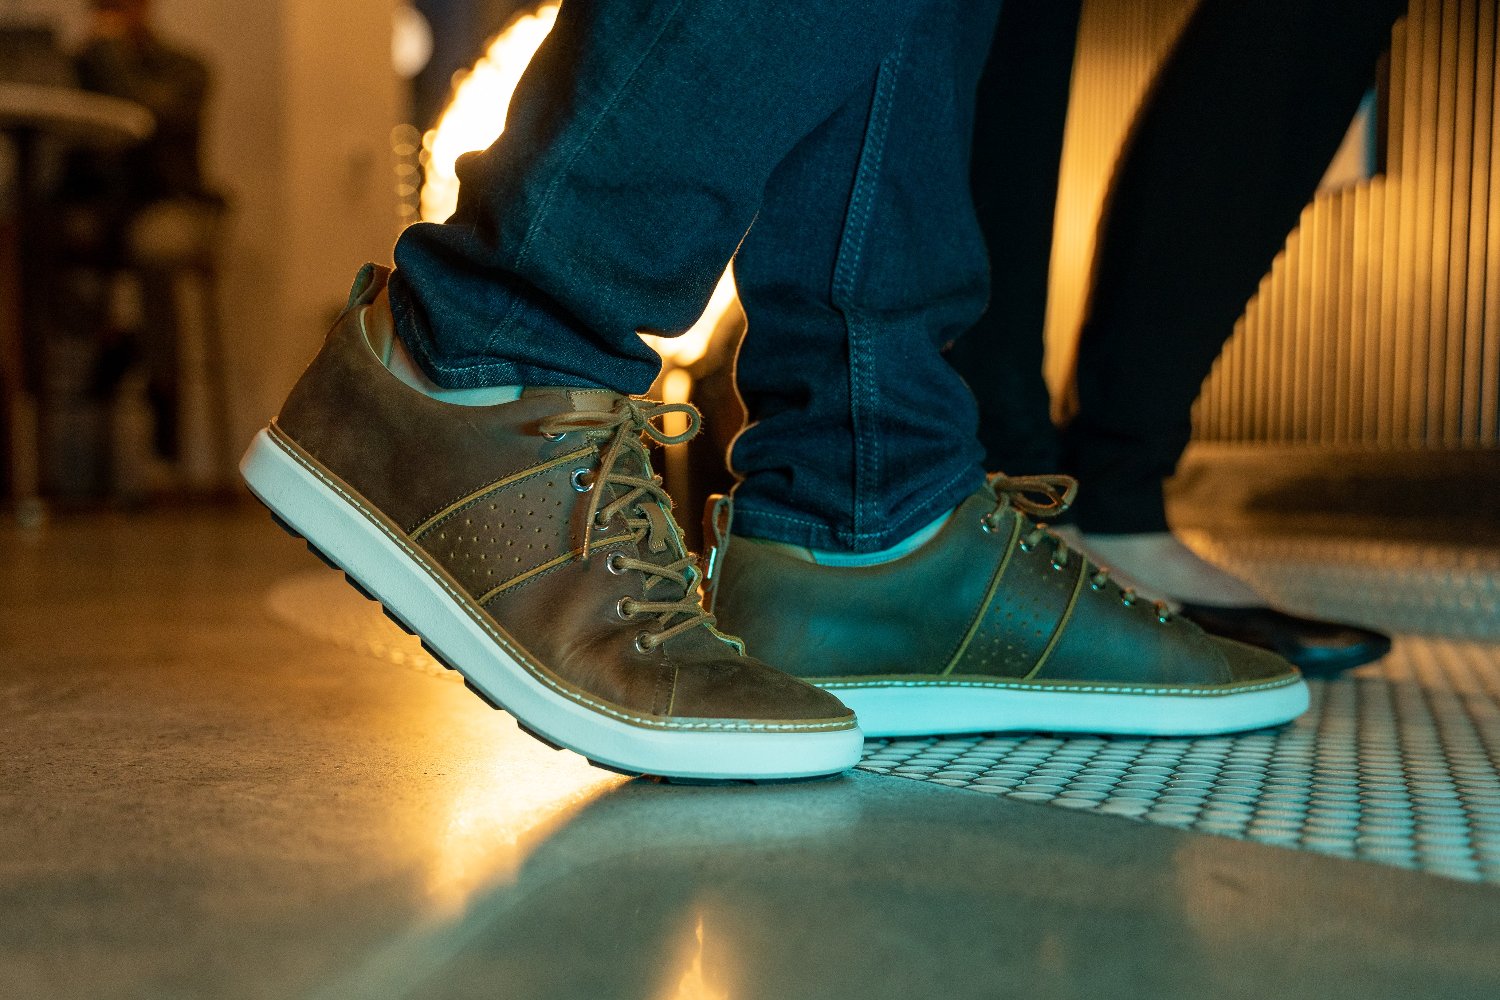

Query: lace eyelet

[1157,611,1172,624]
[606,551,628,575]
[616,597,637,620]
[1018,540,1034,553]
[542,430,567,442]
[979,517,994,534]
[633,631,656,654]
[1089,580,1106,591]
[593,510,612,529]
[1050,558,1067,571]
[571,468,594,493]
[1121,592,1137,607]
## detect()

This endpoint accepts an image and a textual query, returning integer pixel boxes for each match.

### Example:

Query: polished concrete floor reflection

[4,508,1500,999]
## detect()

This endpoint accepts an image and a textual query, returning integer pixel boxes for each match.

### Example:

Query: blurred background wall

[2,0,400,465]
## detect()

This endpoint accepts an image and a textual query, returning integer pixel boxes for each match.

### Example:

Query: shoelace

[538,397,712,650]
[983,472,1172,625]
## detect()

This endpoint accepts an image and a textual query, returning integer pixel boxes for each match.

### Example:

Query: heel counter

[276,265,393,436]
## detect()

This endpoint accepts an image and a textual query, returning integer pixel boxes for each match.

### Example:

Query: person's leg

[706,0,1306,738]
[728,0,1000,553]
[1062,0,1408,536]
[943,0,1082,477]
[1041,0,1403,670]
[389,0,935,396]
[244,0,955,780]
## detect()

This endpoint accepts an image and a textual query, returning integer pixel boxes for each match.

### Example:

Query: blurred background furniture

[0,54,152,524]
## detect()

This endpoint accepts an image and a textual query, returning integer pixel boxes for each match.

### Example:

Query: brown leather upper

[708,488,1297,691]
[273,265,851,730]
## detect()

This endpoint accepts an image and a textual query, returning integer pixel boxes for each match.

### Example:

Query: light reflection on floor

[422,726,626,915]
[664,916,730,1000]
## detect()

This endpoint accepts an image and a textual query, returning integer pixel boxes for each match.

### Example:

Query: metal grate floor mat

[1177,531,1500,640]
[859,638,1500,883]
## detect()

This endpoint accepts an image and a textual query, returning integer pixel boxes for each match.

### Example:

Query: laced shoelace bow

[984,472,1171,624]
[538,397,712,650]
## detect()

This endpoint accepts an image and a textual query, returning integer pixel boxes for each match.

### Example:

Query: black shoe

[1177,604,1392,677]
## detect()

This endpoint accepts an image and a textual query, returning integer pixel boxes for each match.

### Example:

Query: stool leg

[196,264,235,490]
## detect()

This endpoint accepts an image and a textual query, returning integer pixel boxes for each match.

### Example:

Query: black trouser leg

[955,0,1406,532]
[946,0,1081,478]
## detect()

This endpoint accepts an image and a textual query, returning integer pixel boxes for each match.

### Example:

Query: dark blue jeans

[390,0,999,552]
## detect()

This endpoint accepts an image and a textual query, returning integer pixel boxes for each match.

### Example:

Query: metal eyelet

[1121,591,1137,607]
[541,430,567,442]
[1018,540,1034,553]
[1050,557,1067,571]
[1157,610,1172,624]
[616,597,637,620]
[979,518,995,534]
[593,510,612,529]
[571,468,594,493]
[633,631,656,654]
[606,552,628,575]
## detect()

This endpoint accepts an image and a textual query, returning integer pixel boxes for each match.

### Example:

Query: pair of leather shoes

[1177,604,1391,678]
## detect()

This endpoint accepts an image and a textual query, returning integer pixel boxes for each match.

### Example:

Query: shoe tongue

[520,386,626,411]
[520,387,683,559]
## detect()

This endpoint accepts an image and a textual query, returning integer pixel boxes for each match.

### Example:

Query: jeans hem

[732,462,984,552]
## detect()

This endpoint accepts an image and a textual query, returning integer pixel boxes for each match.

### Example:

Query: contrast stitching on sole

[262,424,853,734]
[813,675,1303,697]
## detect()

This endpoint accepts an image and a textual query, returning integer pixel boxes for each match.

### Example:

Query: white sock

[385,333,522,406]
[762,508,955,567]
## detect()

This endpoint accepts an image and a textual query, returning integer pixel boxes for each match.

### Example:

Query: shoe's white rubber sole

[241,428,863,781]
[816,676,1310,739]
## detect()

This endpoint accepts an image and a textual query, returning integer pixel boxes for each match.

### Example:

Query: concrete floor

[4,507,1500,1000]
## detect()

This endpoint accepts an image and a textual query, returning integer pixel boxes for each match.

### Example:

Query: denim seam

[482,0,691,360]
[830,41,903,545]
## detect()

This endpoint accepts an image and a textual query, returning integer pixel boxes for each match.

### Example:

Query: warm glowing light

[664,916,728,1000]
[392,4,435,79]
[424,729,626,914]
[660,368,694,436]
[421,2,738,364]
[420,3,561,225]
[643,270,738,370]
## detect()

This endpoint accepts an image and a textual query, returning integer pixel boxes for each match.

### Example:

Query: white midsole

[240,428,863,780]
[817,678,1310,739]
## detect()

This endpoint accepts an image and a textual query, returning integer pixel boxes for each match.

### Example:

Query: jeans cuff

[731,463,985,552]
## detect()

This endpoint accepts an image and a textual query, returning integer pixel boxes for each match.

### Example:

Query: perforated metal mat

[1177,531,1500,640]
[859,639,1500,883]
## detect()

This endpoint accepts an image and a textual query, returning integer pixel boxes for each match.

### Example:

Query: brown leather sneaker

[704,477,1308,738]
[240,265,860,780]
